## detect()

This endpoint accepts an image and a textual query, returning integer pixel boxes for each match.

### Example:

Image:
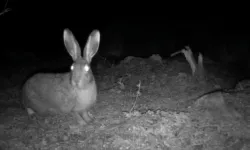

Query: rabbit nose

[71,80,76,86]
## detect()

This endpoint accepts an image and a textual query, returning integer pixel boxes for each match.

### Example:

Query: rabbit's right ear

[63,29,81,61]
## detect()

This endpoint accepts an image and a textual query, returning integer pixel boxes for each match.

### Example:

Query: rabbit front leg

[74,111,87,125]
[82,110,93,122]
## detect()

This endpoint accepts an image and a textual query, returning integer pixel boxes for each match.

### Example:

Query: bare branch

[0,0,11,16]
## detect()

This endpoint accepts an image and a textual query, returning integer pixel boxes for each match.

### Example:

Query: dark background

[1,1,250,73]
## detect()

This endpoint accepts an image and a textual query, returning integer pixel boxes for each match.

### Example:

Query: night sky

[1,1,250,68]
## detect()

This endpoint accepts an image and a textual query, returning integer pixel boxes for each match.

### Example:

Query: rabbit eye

[70,65,74,70]
[84,65,90,72]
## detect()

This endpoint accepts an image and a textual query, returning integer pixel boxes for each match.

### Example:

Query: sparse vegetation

[0,49,249,149]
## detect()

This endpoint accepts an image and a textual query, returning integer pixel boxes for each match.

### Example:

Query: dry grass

[0,55,249,150]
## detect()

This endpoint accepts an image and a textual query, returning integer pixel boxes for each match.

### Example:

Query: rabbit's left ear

[63,29,81,61]
[83,30,100,63]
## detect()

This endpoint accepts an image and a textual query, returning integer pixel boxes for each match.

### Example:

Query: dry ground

[0,55,249,150]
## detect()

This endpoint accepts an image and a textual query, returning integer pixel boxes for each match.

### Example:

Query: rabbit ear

[63,29,81,61]
[83,30,100,63]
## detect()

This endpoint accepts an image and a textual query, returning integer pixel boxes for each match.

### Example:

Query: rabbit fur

[22,29,100,125]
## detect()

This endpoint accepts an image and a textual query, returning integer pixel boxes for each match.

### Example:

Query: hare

[22,28,100,125]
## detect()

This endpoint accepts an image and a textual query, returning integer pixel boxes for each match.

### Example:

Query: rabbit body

[23,73,97,114]
[22,29,100,125]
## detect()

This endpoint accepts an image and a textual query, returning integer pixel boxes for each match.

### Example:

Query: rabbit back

[22,73,77,115]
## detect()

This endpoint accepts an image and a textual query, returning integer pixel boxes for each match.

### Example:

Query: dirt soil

[0,55,250,150]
